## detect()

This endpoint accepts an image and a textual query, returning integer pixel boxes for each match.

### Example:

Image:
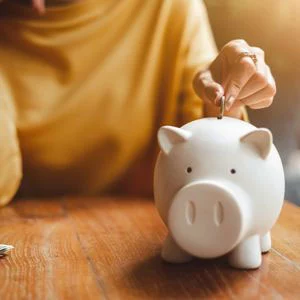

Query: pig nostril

[214,201,224,226]
[185,200,196,225]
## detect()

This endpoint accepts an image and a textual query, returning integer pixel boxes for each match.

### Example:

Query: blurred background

[204,0,300,205]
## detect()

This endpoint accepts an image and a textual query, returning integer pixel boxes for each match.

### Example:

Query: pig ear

[158,126,192,155]
[240,128,273,159]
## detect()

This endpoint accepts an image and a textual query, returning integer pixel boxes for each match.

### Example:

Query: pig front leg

[260,231,271,253]
[161,233,193,263]
[228,235,262,269]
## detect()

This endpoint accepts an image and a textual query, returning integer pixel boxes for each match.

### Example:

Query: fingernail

[214,91,223,106]
[225,96,235,111]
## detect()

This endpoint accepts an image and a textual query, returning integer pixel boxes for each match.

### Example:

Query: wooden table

[0,197,299,299]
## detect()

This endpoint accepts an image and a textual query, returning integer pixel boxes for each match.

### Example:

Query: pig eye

[186,167,192,174]
[230,169,236,174]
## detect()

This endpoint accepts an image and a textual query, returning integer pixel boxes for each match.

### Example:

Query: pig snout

[168,181,249,258]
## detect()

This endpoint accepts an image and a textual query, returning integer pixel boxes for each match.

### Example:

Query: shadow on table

[127,251,261,299]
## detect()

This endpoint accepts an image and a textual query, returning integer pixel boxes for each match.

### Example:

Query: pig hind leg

[260,231,271,253]
[161,234,193,263]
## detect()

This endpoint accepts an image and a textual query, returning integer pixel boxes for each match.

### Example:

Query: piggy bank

[154,117,285,269]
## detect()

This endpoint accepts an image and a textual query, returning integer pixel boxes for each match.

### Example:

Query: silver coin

[217,96,225,120]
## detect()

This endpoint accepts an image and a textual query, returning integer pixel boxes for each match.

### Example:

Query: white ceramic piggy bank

[154,117,285,269]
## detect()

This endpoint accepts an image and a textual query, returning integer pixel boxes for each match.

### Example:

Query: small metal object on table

[0,244,14,257]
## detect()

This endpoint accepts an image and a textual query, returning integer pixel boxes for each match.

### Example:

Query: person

[0,0,276,206]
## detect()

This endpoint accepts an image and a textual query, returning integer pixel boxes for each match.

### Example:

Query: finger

[219,42,265,110]
[209,39,250,84]
[230,99,245,109]
[193,70,224,106]
[249,98,273,109]
[32,0,45,14]
[221,39,251,65]
[236,48,268,99]
[239,83,276,106]
[251,47,265,60]
[237,68,268,99]
[223,56,256,110]
[239,67,276,106]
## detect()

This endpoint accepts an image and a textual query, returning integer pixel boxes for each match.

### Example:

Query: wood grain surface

[0,197,299,299]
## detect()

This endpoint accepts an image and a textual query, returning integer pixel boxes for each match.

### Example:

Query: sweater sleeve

[0,79,22,207]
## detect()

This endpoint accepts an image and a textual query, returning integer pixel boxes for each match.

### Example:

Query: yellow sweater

[0,0,218,205]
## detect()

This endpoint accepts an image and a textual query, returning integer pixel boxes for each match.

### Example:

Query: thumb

[193,70,224,106]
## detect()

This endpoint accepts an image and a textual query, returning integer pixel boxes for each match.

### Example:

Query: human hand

[193,40,276,115]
